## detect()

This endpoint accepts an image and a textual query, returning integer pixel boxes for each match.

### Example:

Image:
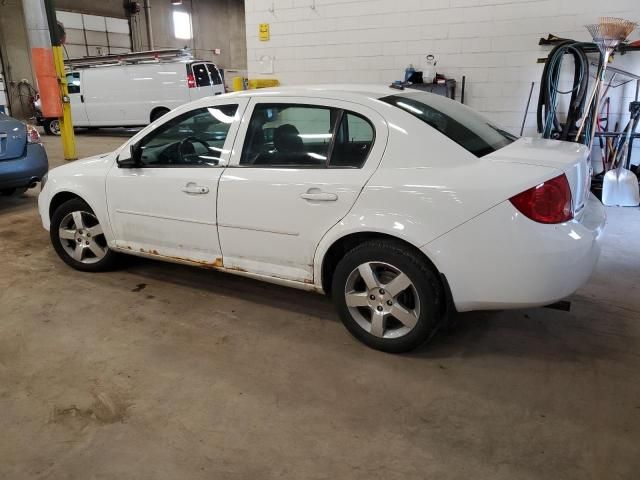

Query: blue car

[0,112,48,195]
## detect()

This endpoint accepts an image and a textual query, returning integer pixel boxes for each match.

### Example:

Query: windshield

[380,92,517,157]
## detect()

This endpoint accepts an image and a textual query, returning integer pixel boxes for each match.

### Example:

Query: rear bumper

[0,144,49,190]
[423,193,606,311]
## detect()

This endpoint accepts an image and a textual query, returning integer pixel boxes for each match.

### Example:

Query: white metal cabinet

[105,99,248,264]
[217,97,388,282]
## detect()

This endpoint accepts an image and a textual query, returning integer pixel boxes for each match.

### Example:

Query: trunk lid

[0,114,27,161]
[487,137,591,214]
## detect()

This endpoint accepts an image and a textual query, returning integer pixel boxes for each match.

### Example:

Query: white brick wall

[244,0,640,139]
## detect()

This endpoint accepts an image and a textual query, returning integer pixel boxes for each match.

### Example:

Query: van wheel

[43,118,61,136]
[150,108,169,123]
[331,240,443,353]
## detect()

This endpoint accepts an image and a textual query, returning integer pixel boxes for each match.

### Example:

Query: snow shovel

[602,102,640,206]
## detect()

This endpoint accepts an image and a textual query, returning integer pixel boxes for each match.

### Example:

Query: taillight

[26,124,41,144]
[509,174,573,224]
[187,73,196,88]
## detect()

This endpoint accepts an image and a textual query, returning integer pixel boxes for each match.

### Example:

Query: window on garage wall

[55,10,132,58]
[173,11,193,40]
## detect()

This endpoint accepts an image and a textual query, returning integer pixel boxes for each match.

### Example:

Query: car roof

[221,84,403,101]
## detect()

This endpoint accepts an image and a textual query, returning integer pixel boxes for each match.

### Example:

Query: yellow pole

[51,45,76,161]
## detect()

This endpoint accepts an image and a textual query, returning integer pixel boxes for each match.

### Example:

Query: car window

[66,72,80,94]
[138,105,238,167]
[240,104,338,167]
[330,112,375,168]
[192,63,211,87]
[206,64,222,85]
[380,92,517,157]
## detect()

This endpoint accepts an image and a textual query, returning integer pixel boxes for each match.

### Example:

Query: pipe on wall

[143,0,154,50]
[22,0,61,118]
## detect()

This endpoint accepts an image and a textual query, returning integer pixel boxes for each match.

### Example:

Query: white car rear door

[217,97,388,283]
[106,99,248,264]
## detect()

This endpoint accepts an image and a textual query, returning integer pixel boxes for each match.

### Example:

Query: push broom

[575,17,638,206]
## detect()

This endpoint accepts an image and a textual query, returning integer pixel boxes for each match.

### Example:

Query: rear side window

[381,93,516,157]
[206,64,222,85]
[240,103,375,168]
[330,112,375,168]
[241,104,335,167]
[192,63,211,87]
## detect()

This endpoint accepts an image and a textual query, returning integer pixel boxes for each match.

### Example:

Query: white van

[38,52,225,135]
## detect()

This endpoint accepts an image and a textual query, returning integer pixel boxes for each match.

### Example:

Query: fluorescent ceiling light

[396,101,423,115]
[207,107,236,124]
[298,133,332,139]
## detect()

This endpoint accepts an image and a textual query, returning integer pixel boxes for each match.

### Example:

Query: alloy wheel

[344,261,421,339]
[58,210,107,264]
[50,119,61,135]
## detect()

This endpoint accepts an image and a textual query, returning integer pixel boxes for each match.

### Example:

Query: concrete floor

[1,131,639,480]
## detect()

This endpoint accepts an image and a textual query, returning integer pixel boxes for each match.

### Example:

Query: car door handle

[80,94,84,103]
[182,183,209,194]
[300,190,338,202]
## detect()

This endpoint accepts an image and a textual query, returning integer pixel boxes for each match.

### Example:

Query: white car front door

[217,97,388,283]
[106,100,247,264]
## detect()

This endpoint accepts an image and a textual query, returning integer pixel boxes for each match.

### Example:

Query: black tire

[50,198,119,272]
[43,118,61,136]
[150,108,170,123]
[331,240,443,353]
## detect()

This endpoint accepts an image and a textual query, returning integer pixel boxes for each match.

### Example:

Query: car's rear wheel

[50,198,118,272]
[331,240,443,353]
[43,118,61,136]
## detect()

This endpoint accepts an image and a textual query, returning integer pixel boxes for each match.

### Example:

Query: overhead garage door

[55,11,132,58]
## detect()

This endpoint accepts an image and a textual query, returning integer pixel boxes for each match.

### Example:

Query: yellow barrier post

[51,45,76,160]
[232,77,280,92]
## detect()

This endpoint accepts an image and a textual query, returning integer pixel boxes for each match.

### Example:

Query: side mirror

[117,143,142,168]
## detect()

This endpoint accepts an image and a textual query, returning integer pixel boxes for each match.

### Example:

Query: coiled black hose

[537,41,595,144]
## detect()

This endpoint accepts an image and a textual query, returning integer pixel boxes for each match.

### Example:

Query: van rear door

[188,62,224,100]
[206,63,225,95]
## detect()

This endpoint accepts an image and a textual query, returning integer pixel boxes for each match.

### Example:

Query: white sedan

[38,85,606,352]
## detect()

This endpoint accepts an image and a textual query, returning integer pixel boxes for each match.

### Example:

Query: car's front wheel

[332,240,443,353]
[50,198,118,272]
